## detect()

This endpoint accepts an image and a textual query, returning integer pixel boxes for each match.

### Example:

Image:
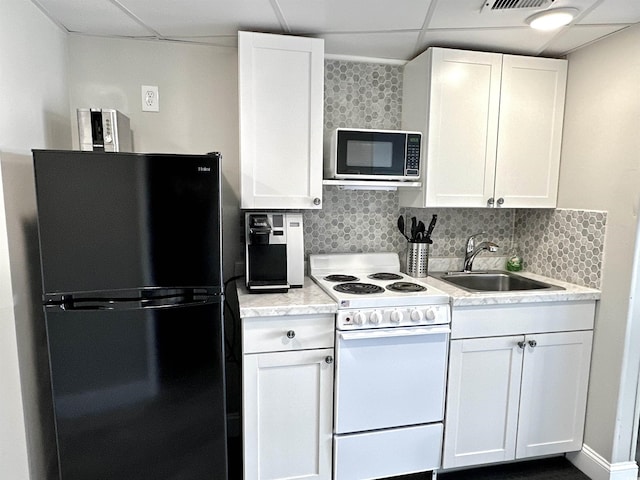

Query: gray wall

[558,24,640,465]
[67,36,241,283]
[0,0,71,478]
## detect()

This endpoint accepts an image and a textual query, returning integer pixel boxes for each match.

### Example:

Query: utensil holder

[406,242,429,278]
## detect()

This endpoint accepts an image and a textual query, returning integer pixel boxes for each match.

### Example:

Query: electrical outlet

[141,85,159,112]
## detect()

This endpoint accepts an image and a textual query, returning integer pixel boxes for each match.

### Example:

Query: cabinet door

[443,336,523,469]
[243,348,333,480]
[238,31,324,209]
[516,331,593,458]
[494,55,567,208]
[418,48,502,207]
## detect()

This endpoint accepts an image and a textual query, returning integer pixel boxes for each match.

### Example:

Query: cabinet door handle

[497,197,505,207]
[286,330,296,339]
[528,339,537,348]
[517,341,526,349]
[325,356,334,365]
[313,197,321,206]
[487,197,495,207]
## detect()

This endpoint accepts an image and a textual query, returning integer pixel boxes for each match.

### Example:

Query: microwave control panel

[405,133,421,176]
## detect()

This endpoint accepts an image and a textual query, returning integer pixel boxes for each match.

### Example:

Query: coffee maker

[245,212,304,293]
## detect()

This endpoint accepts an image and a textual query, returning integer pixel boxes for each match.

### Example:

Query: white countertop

[237,271,601,317]
[422,271,601,307]
[237,277,338,318]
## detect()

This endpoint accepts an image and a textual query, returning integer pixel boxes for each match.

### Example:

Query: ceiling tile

[542,24,629,55]
[278,0,432,32]
[428,0,599,29]
[35,0,153,36]
[118,0,282,36]
[415,28,559,58]
[578,0,640,24]
[322,32,421,60]
[164,36,239,48]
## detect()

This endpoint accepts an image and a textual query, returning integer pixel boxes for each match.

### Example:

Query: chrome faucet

[463,232,499,272]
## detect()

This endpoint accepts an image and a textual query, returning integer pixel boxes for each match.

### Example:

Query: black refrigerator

[32,150,228,480]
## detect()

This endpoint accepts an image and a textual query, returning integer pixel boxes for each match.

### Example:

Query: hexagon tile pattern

[324,60,403,134]
[514,209,606,288]
[401,208,516,257]
[296,59,605,289]
[303,186,403,255]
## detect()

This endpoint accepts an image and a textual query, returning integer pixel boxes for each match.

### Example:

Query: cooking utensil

[397,215,410,241]
[410,217,417,242]
[424,214,437,244]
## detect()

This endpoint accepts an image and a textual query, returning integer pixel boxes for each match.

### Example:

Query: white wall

[0,0,71,478]
[559,24,640,465]
[66,36,241,281]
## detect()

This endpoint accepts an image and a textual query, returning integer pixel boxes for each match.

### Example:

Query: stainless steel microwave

[326,128,422,181]
[77,108,132,152]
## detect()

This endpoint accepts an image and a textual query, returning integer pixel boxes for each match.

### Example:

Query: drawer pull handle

[528,340,537,348]
[517,341,526,349]
[286,330,296,339]
[325,356,333,365]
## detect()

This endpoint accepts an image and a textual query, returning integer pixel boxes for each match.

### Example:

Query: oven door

[334,325,449,434]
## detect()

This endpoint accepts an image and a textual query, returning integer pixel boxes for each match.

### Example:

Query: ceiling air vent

[481,0,552,13]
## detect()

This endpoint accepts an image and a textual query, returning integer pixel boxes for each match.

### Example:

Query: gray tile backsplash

[324,60,403,133]
[300,59,606,289]
[304,187,402,254]
[514,209,606,288]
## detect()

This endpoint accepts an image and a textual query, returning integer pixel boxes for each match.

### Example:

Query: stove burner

[334,282,385,295]
[368,272,403,281]
[386,281,427,293]
[324,274,360,282]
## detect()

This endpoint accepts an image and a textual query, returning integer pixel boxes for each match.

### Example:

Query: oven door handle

[338,326,450,341]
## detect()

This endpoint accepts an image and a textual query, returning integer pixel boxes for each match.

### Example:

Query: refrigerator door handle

[46,294,222,312]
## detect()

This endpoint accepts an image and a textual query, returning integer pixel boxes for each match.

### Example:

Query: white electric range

[309,252,451,480]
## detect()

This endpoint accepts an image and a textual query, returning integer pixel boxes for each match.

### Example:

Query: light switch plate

[142,85,159,112]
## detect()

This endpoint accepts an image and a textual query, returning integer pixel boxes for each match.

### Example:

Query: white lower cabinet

[516,331,593,459]
[442,329,593,469]
[242,314,334,480]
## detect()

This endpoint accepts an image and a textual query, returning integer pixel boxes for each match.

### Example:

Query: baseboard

[567,444,638,480]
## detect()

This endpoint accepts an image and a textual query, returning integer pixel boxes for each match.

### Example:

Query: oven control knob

[390,310,403,323]
[354,312,367,325]
[425,309,436,321]
[370,311,383,325]
[410,309,424,322]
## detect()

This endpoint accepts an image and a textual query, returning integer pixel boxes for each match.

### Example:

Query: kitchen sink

[431,271,564,293]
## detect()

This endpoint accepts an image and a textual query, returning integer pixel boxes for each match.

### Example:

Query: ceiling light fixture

[526,7,578,30]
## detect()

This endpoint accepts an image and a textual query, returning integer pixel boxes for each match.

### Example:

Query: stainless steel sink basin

[431,271,564,293]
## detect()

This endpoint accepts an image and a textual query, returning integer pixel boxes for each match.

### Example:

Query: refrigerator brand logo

[198,166,211,172]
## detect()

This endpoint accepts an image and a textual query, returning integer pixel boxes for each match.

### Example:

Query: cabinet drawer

[243,314,334,353]
[451,301,596,339]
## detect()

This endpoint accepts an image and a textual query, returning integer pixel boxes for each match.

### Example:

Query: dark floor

[228,438,590,480]
[391,457,590,480]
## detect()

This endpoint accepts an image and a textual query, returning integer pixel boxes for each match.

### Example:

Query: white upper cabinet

[400,47,567,209]
[495,55,567,208]
[239,31,324,209]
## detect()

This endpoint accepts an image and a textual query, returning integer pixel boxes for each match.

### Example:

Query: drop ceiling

[32,0,640,61]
